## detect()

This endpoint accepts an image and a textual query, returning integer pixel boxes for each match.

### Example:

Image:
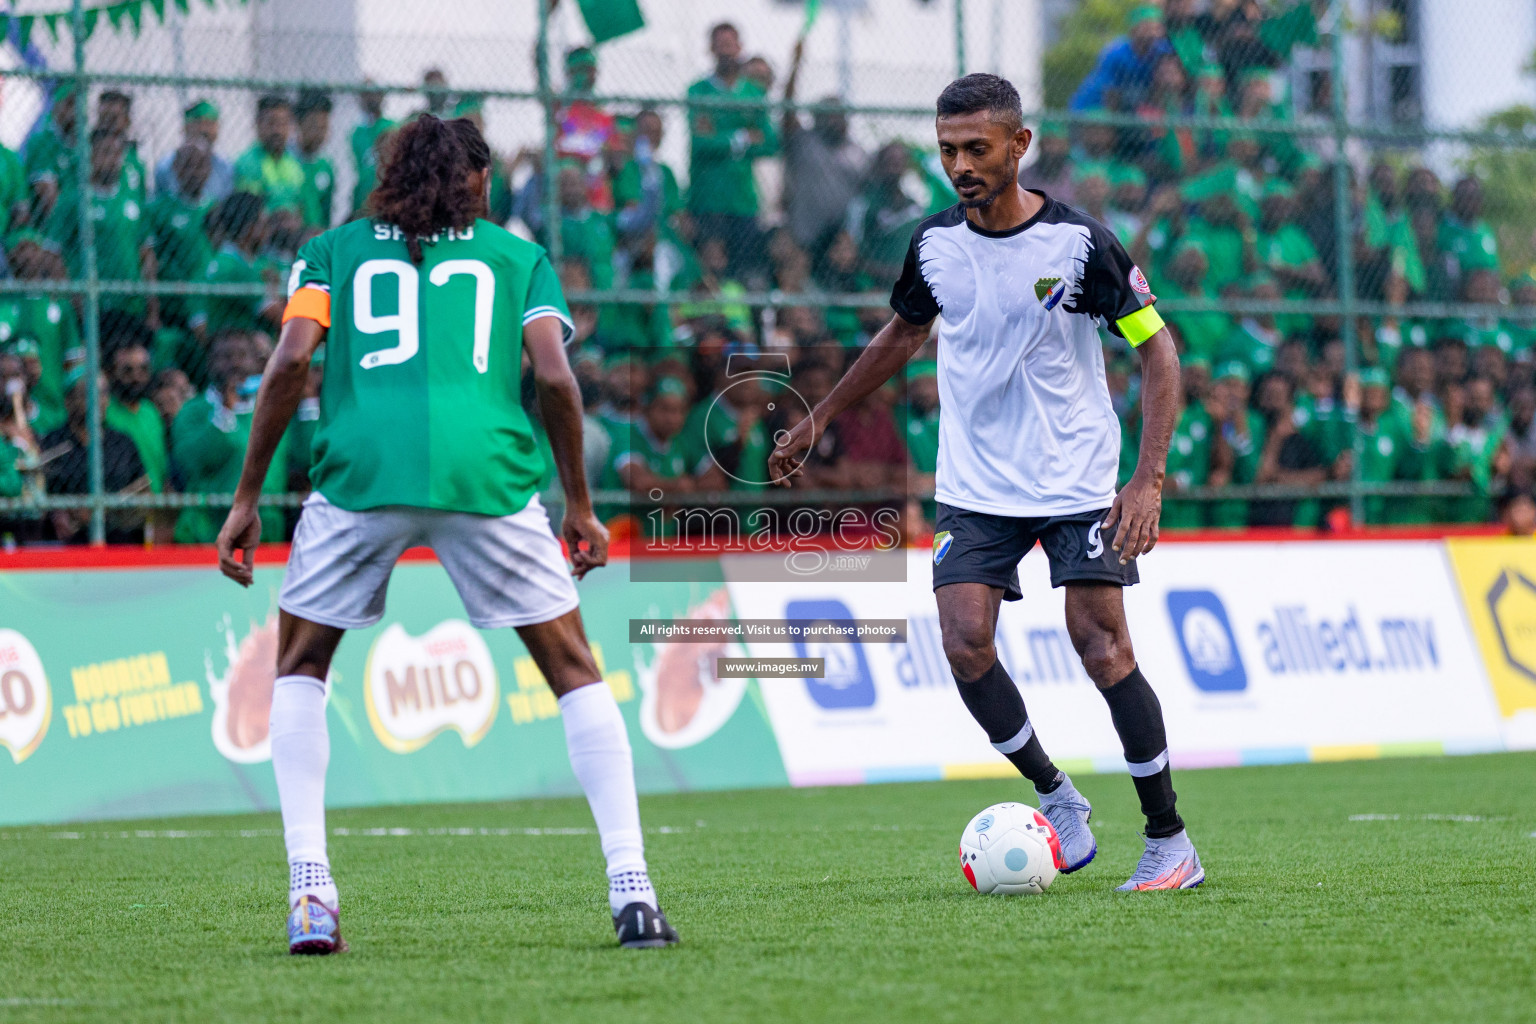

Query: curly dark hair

[369,114,490,263]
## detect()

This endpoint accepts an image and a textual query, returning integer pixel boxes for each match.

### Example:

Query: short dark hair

[99,89,131,108]
[101,310,152,361]
[256,94,291,116]
[936,73,1023,134]
[295,90,333,118]
[709,21,738,41]
[209,192,264,241]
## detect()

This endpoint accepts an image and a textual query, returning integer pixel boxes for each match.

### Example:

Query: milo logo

[364,621,499,753]
[0,629,51,763]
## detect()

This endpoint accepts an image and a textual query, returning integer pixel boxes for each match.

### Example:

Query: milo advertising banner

[0,560,786,826]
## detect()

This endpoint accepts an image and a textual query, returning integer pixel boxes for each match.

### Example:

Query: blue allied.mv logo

[1166,590,1247,692]
[787,599,877,709]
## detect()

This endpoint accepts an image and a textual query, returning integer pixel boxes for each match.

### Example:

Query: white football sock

[558,682,657,914]
[270,674,335,907]
[289,860,338,910]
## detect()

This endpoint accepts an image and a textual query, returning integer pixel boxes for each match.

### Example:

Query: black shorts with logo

[931,503,1138,601]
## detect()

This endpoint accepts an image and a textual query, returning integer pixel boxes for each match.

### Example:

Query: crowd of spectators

[3,2,1536,545]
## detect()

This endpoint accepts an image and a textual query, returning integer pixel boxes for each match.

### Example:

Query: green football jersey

[291,217,573,516]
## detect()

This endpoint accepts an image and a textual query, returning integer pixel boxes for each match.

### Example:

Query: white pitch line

[1349,814,1507,822]
[0,825,699,840]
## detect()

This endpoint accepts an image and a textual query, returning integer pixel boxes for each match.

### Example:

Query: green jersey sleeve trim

[523,305,575,344]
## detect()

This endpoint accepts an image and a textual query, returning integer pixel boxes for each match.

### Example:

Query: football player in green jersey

[215,115,677,954]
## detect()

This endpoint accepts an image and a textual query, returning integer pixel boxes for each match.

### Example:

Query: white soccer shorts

[278,492,580,631]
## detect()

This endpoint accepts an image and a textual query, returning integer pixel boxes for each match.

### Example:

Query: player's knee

[1078,632,1134,689]
[542,646,603,698]
[942,627,995,682]
[277,645,331,681]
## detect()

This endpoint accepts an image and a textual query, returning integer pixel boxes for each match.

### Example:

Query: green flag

[575,0,644,44]
[803,0,821,33]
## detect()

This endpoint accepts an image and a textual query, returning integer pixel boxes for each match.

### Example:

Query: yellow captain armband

[282,286,332,328]
[1116,305,1165,348]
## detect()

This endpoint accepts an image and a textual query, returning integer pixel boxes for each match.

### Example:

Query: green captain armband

[1116,305,1165,347]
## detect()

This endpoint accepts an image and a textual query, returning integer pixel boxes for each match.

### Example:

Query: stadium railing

[4,0,1530,544]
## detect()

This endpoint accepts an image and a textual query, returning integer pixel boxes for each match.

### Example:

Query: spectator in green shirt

[854,143,926,286]
[1252,371,1329,527]
[1361,160,1425,302]
[1330,367,1409,524]
[1440,376,1506,523]
[293,90,335,230]
[1256,179,1325,338]
[602,377,694,494]
[1506,273,1536,353]
[147,142,217,334]
[0,140,31,244]
[43,128,157,321]
[687,21,779,279]
[683,356,772,491]
[5,239,80,434]
[94,90,147,206]
[351,86,396,217]
[191,192,282,342]
[1207,361,1265,528]
[1181,191,1259,295]
[1163,365,1214,530]
[103,321,168,494]
[1459,268,1519,356]
[557,161,616,290]
[233,95,305,217]
[170,332,287,543]
[1164,239,1235,362]
[1073,163,1137,243]
[1438,176,1500,289]
[614,108,688,272]
[23,83,77,224]
[1215,275,1284,373]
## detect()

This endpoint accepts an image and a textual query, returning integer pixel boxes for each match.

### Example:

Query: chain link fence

[0,0,1533,545]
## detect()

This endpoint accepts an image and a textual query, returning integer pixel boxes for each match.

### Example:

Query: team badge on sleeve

[1129,266,1155,306]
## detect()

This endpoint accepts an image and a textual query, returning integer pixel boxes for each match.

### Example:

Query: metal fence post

[1329,0,1363,525]
[537,0,561,264]
[954,0,966,78]
[71,0,105,545]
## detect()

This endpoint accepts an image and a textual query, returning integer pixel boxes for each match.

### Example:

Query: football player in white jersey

[770,74,1202,891]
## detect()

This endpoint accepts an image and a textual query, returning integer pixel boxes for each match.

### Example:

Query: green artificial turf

[2,753,1534,1024]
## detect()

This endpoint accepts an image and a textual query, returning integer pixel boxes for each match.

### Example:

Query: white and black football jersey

[889,191,1165,517]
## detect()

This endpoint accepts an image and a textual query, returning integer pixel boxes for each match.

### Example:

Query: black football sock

[1100,665,1184,838]
[954,659,1062,793]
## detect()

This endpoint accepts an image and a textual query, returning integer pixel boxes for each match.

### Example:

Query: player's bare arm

[215,315,326,587]
[525,315,608,579]
[1103,326,1178,565]
[768,312,931,486]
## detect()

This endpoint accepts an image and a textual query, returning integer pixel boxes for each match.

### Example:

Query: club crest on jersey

[933,531,954,564]
[1035,276,1067,310]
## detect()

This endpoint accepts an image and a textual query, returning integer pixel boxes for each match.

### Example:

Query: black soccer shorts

[930,503,1139,601]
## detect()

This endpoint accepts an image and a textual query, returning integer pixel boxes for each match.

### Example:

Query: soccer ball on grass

[959,802,1061,894]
